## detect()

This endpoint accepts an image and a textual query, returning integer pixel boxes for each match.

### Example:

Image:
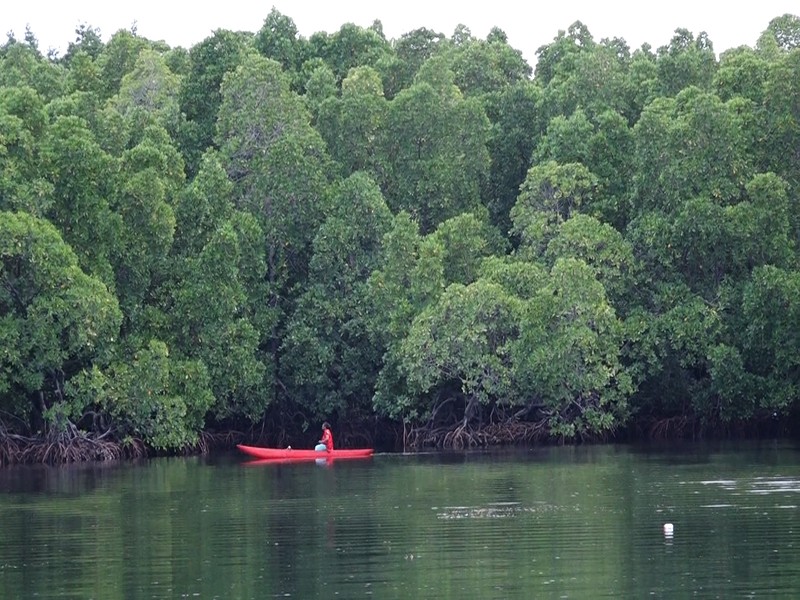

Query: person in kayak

[315,422,334,452]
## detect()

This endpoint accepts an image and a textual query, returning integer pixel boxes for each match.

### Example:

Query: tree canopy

[1,11,799,461]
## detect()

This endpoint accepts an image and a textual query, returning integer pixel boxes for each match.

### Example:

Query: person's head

[322,421,331,431]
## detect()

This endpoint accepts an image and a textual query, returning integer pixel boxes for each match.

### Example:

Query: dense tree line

[1,10,799,462]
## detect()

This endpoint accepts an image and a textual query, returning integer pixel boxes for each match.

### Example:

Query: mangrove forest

[1,10,799,463]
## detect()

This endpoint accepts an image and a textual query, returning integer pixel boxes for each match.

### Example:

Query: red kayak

[236,444,374,461]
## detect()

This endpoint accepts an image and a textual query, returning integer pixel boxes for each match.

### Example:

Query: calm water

[1,441,799,599]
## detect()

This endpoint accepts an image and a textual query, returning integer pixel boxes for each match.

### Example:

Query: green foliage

[282,173,393,420]
[95,29,150,99]
[42,114,120,286]
[0,85,53,215]
[430,210,506,285]
[725,173,795,273]
[254,9,307,73]
[544,214,638,309]
[624,48,659,121]
[512,258,631,439]
[740,266,800,413]
[443,35,532,97]
[761,48,800,192]
[541,37,631,121]
[217,55,331,297]
[216,54,334,420]
[534,109,634,227]
[706,344,757,420]
[1,12,800,452]
[400,280,523,418]
[380,27,446,97]
[477,256,549,300]
[627,282,724,418]
[316,66,387,177]
[61,24,104,65]
[656,286,722,369]
[714,48,769,103]
[367,212,445,346]
[169,220,266,419]
[309,23,391,84]
[0,40,65,101]
[110,126,180,325]
[534,22,596,87]
[216,55,330,238]
[112,49,182,134]
[655,29,717,95]
[68,340,213,450]
[380,72,490,232]
[302,59,337,115]
[368,213,445,417]
[163,46,191,77]
[670,197,730,295]
[0,211,121,424]
[482,80,543,233]
[757,14,800,52]
[632,88,752,213]
[511,161,598,255]
[171,150,233,255]
[178,29,254,172]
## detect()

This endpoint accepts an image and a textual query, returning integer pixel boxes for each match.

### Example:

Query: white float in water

[663,523,674,535]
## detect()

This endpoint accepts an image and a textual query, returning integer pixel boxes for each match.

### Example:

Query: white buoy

[663,523,674,535]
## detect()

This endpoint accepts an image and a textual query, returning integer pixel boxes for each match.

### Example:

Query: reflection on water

[436,501,556,519]
[749,477,800,494]
[0,442,799,599]
[698,476,800,493]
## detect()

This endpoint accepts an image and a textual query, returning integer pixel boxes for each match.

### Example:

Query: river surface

[1,441,799,599]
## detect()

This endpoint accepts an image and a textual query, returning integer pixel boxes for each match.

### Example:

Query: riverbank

[2,412,793,466]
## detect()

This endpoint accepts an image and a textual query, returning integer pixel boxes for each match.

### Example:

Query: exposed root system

[404,418,551,450]
[0,429,146,466]
[646,415,701,440]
